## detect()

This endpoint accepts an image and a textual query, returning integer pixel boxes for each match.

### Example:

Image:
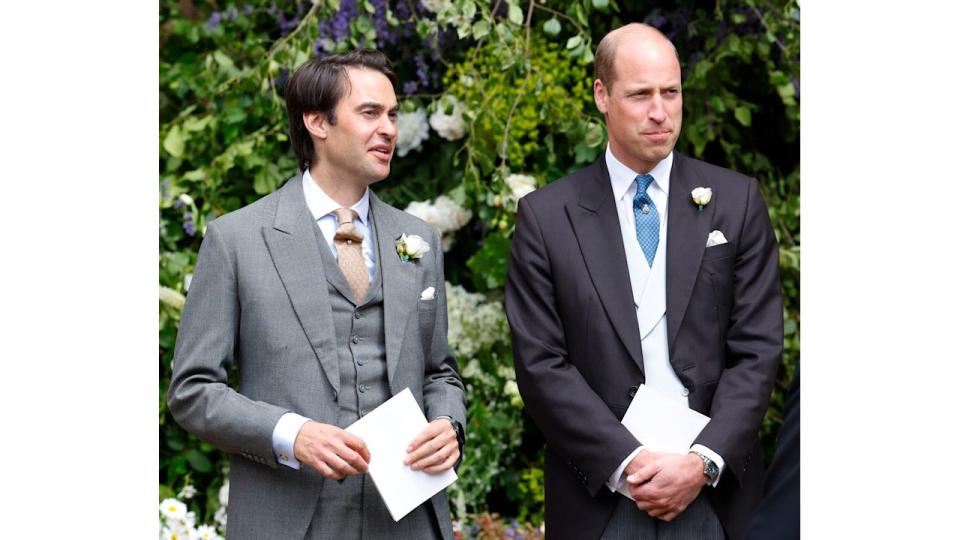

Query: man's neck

[308,164,367,208]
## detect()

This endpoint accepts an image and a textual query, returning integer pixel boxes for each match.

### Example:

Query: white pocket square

[706,230,728,247]
[420,286,436,300]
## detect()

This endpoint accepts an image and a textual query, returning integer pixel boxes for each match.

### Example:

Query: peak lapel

[262,176,340,395]
[370,193,419,393]
[665,153,715,354]
[567,159,645,373]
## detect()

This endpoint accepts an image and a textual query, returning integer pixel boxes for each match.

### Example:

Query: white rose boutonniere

[396,233,431,262]
[691,187,713,211]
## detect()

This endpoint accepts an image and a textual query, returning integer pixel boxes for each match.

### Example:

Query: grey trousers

[304,473,442,540]
[600,492,725,540]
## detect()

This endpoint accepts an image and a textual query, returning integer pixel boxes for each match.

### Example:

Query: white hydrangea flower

[160,498,188,521]
[403,195,472,251]
[178,484,197,499]
[429,96,467,141]
[214,506,228,529]
[444,282,507,358]
[396,107,430,157]
[160,286,186,310]
[218,481,229,507]
[421,0,452,13]
[504,173,538,210]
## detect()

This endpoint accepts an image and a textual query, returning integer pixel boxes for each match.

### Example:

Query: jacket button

[351,335,360,344]
[628,385,639,398]
[354,310,361,319]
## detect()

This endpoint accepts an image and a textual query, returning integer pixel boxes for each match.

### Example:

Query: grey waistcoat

[308,216,440,540]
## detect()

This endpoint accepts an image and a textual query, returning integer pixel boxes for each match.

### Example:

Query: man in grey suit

[168,49,466,540]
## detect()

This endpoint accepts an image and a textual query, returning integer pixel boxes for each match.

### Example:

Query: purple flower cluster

[173,198,197,237]
[205,5,240,31]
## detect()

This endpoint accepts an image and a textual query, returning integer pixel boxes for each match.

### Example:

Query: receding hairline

[594,23,680,88]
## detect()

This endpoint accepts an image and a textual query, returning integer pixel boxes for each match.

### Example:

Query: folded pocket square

[706,230,728,247]
[420,286,436,300]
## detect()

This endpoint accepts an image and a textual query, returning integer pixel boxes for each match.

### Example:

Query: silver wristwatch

[692,451,720,483]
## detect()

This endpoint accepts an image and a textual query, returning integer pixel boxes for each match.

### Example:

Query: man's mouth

[643,130,672,142]
[369,145,393,160]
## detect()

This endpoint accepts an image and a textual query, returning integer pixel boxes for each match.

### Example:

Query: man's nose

[649,95,667,123]
[380,115,397,139]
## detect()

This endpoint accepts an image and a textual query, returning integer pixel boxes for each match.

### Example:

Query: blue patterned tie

[633,174,659,267]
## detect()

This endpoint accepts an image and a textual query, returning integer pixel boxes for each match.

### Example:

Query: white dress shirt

[602,147,726,493]
[270,171,377,469]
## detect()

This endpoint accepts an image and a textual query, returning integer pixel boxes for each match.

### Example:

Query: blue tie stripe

[633,174,659,267]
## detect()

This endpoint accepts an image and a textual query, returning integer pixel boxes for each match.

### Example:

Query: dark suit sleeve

[421,226,467,431]
[693,178,783,483]
[506,197,640,496]
[167,221,288,467]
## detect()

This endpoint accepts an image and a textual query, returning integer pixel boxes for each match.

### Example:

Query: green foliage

[160,0,799,527]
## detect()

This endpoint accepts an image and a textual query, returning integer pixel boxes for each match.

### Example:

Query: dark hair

[284,49,397,171]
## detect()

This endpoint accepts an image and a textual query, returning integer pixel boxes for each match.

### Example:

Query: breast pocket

[417,299,437,344]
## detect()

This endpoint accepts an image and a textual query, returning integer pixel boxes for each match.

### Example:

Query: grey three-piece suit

[168,175,466,540]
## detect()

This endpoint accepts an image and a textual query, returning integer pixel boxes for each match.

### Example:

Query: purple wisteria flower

[182,213,197,236]
[206,11,221,30]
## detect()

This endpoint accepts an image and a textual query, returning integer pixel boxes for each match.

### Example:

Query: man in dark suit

[746,364,800,540]
[505,23,782,539]
[168,50,466,540]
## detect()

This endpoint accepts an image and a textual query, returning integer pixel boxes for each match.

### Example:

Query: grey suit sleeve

[167,221,290,467]
[420,226,467,431]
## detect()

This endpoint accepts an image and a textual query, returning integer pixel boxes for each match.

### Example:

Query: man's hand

[293,421,370,480]
[625,451,707,522]
[404,419,459,474]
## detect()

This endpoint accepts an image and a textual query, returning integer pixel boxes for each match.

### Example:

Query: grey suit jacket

[168,175,467,540]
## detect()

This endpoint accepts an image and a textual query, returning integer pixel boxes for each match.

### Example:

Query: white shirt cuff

[272,413,311,469]
[690,444,725,487]
[607,446,644,492]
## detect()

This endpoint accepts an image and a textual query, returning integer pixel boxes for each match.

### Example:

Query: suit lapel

[262,176,340,395]
[370,193,419,392]
[567,159,645,374]
[665,153,716,354]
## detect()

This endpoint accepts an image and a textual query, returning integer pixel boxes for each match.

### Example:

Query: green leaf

[163,125,185,158]
[507,4,524,26]
[777,82,796,99]
[472,20,490,39]
[185,449,212,473]
[731,13,747,24]
[467,233,511,290]
[158,484,176,501]
[542,18,561,36]
[183,115,211,132]
[592,0,610,11]
[566,35,582,50]
[734,106,752,127]
[583,122,604,147]
[710,96,726,112]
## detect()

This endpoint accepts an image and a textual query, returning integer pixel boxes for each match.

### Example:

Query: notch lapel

[262,176,340,395]
[567,159,645,374]
[370,193,419,392]
[665,153,715,354]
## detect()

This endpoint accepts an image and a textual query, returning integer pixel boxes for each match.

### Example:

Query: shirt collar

[302,169,370,226]
[605,145,673,201]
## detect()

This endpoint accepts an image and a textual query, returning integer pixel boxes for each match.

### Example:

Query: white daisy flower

[160,498,187,520]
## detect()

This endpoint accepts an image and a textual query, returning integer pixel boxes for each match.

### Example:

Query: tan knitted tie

[333,208,369,302]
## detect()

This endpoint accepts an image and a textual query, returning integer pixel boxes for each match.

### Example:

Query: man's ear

[593,79,609,114]
[303,111,328,140]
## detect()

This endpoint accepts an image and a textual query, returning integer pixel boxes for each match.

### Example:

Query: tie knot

[635,174,654,194]
[334,207,358,225]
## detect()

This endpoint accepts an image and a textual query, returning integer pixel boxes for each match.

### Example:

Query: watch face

[706,461,719,478]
